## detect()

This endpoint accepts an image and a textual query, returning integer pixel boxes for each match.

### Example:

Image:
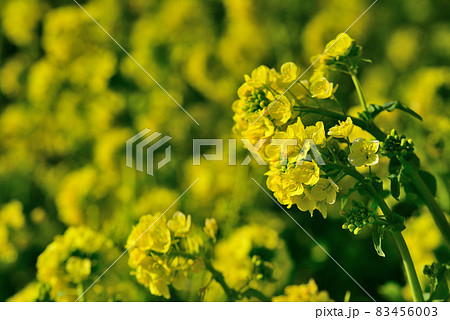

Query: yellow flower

[204,218,218,240]
[273,279,332,302]
[167,211,191,237]
[279,62,300,83]
[267,95,294,126]
[294,192,317,215]
[265,131,299,165]
[239,114,275,144]
[328,117,354,138]
[244,65,273,89]
[65,256,91,283]
[36,226,127,301]
[265,161,320,209]
[310,178,339,204]
[127,214,171,253]
[309,77,336,99]
[325,33,355,58]
[305,121,327,147]
[287,117,307,143]
[7,282,39,302]
[127,212,206,299]
[205,224,292,301]
[348,138,380,167]
[294,161,321,186]
[309,178,340,218]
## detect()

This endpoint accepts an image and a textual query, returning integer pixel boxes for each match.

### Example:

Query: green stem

[392,232,425,302]
[241,288,271,302]
[203,260,237,301]
[349,70,368,112]
[365,183,424,302]
[76,283,85,302]
[332,96,346,115]
[175,252,268,302]
[400,159,450,249]
[348,70,447,246]
[326,163,424,301]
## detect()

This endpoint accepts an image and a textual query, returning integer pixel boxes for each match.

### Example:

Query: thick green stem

[400,159,450,249]
[364,180,424,302]
[350,72,368,112]
[241,288,271,302]
[327,163,424,301]
[392,232,425,302]
[347,71,448,249]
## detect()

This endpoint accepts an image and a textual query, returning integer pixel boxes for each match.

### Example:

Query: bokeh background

[0,0,449,301]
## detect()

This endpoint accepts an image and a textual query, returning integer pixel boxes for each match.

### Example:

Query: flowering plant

[231,33,450,302]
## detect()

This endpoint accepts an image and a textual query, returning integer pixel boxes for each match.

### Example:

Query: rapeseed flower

[324,33,355,58]
[167,211,191,237]
[348,138,380,167]
[328,117,354,139]
[36,226,127,301]
[309,77,336,99]
[272,279,332,302]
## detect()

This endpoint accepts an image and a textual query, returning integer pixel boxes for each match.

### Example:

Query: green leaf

[390,213,406,232]
[388,157,402,175]
[392,200,419,219]
[419,170,437,197]
[387,101,423,121]
[388,174,401,200]
[372,224,385,257]
[365,101,423,121]
[355,181,368,196]
[430,274,449,301]
[425,263,450,301]
[404,153,421,168]
[370,177,383,194]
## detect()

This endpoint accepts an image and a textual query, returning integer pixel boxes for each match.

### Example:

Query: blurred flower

[127,212,205,299]
[272,279,332,302]
[36,226,130,301]
[167,211,192,237]
[1,0,41,46]
[203,218,218,240]
[205,224,292,301]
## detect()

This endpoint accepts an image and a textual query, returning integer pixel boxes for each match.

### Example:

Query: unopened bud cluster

[341,201,376,235]
[380,129,414,158]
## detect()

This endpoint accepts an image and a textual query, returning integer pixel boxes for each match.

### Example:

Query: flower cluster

[126,212,216,299]
[310,33,358,81]
[205,224,292,301]
[0,201,26,265]
[232,63,307,144]
[36,226,130,302]
[232,65,345,217]
[272,279,332,302]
